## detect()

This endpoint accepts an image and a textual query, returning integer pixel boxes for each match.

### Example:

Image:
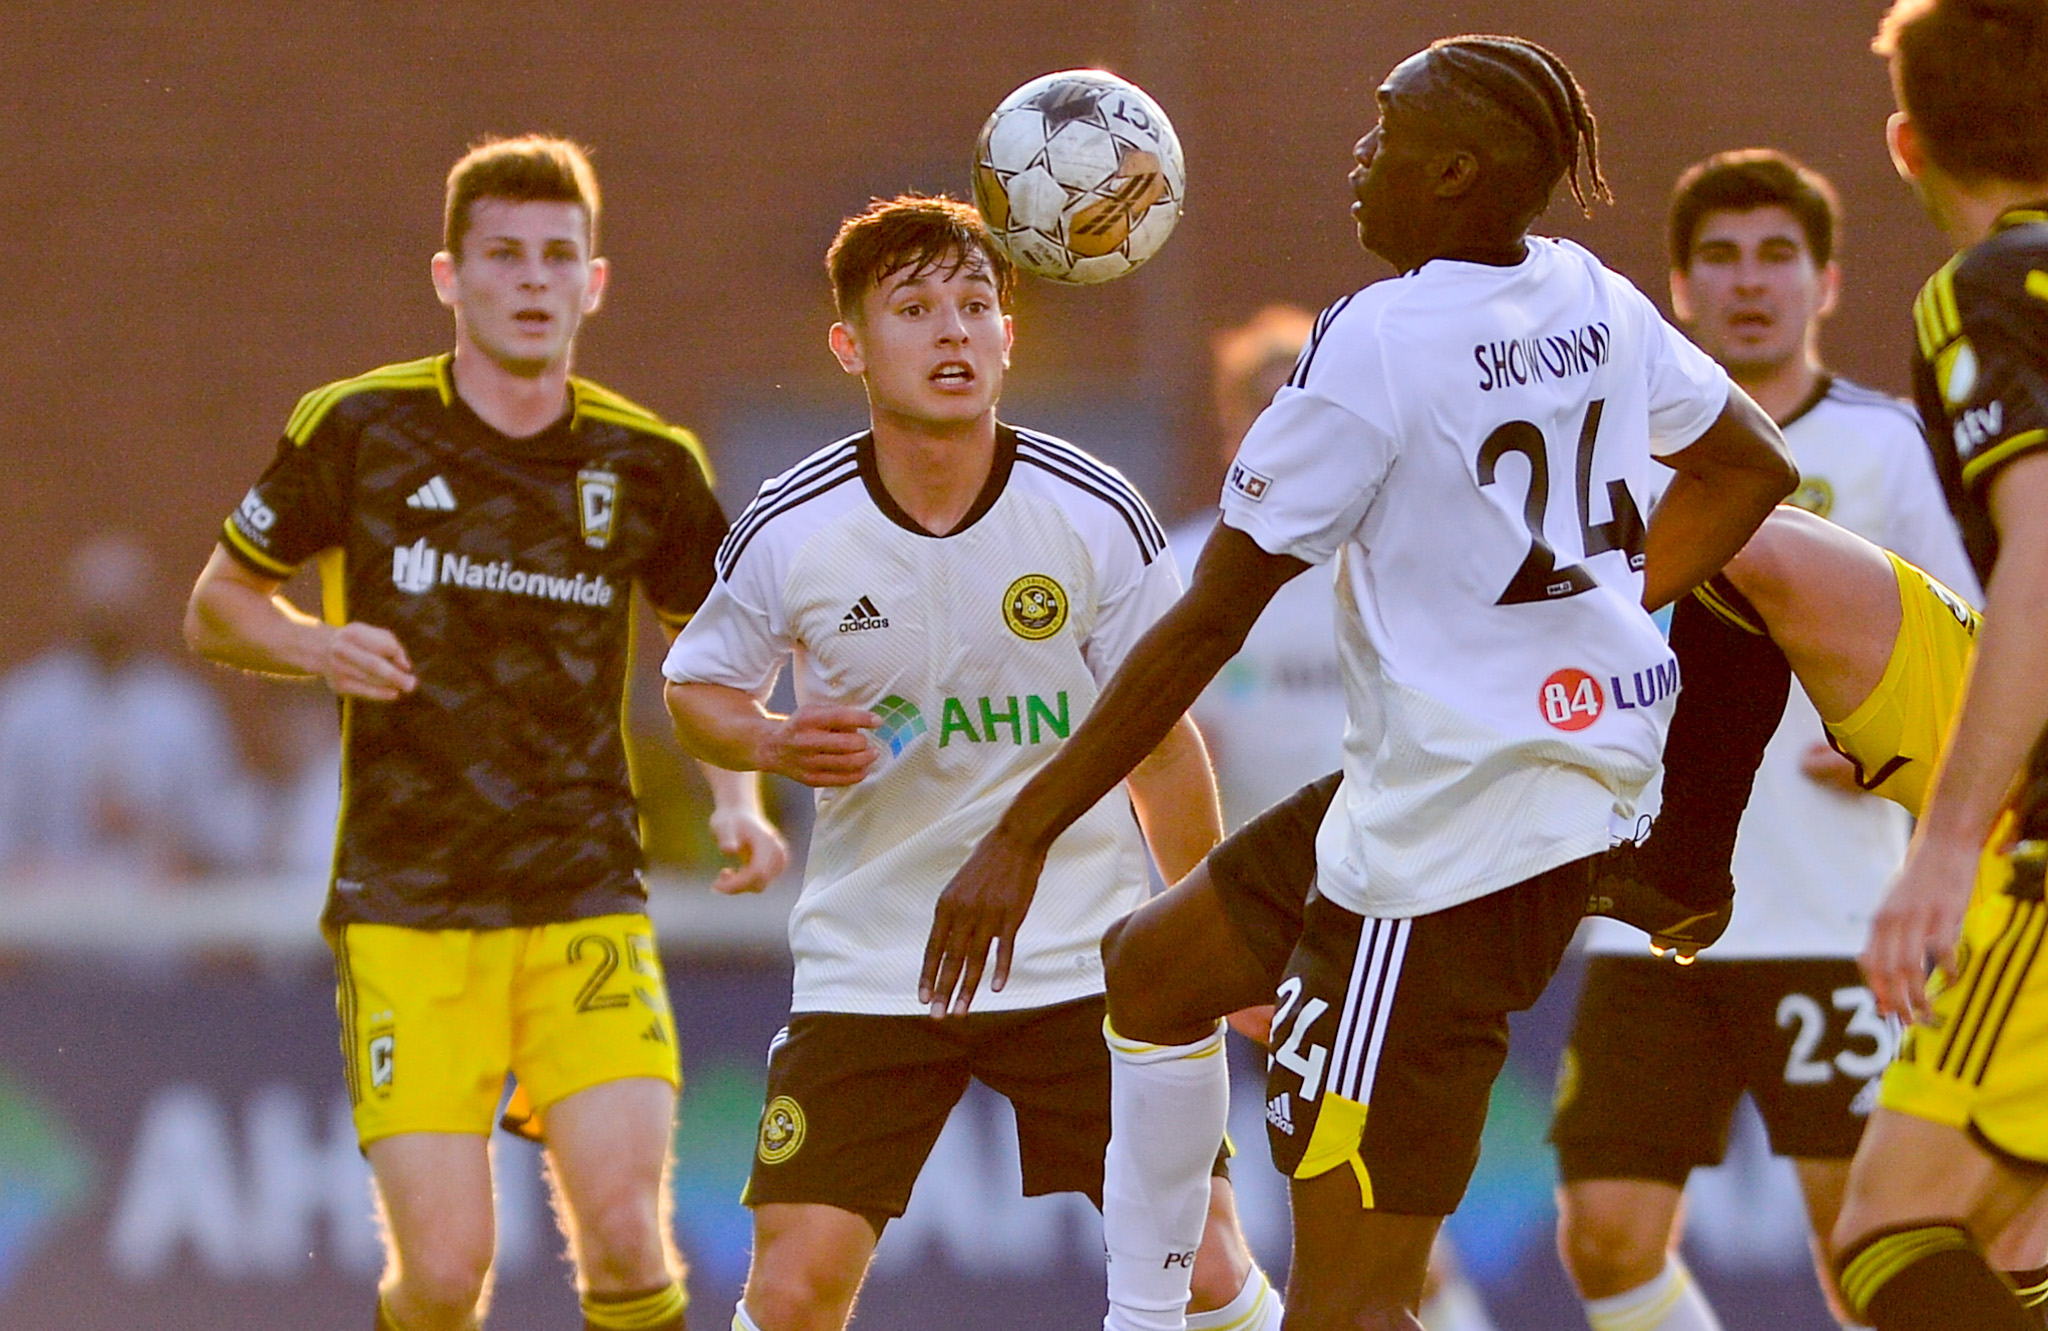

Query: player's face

[1671,206,1838,376]
[432,199,607,377]
[1349,54,1437,271]
[833,255,1013,429]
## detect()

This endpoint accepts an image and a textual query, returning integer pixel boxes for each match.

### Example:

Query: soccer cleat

[1584,840,1733,963]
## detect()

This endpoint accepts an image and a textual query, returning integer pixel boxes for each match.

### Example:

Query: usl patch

[757,1095,806,1165]
[1226,460,1272,502]
[1004,574,1069,640]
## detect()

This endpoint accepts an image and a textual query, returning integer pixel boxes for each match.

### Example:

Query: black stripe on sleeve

[1013,431,1167,563]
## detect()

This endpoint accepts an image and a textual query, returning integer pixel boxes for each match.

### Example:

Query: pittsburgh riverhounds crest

[1003,573,1068,640]
[756,1095,807,1164]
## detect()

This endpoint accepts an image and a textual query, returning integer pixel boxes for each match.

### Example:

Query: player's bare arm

[698,763,791,895]
[1639,386,1798,612]
[664,678,880,789]
[1864,450,2048,1020]
[1121,714,1223,888]
[185,545,416,700]
[920,523,1307,1016]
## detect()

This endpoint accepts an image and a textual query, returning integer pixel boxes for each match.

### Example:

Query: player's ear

[1815,260,1841,321]
[583,256,610,315]
[431,250,458,309]
[1000,312,1015,369]
[1669,268,1696,324]
[828,321,865,376]
[1887,111,1923,184]
[1432,147,1481,200]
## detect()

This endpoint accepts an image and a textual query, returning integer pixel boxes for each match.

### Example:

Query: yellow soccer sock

[583,1282,687,1331]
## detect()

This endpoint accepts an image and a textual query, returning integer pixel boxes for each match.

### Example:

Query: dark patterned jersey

[220,354,726,929]
[1909,205,2048,830]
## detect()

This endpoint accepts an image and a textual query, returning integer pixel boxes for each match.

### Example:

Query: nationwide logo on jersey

[1227,460,1272,503]
[839,596,890,633]
[872,694,927,756]
[405,475,458,511]
[391,537,618,607]
[1004,574,1069,640]
[756,1095,806,1165]
[577,468,619,549]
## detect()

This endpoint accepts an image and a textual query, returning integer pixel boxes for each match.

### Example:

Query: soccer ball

[972,70,1186,285]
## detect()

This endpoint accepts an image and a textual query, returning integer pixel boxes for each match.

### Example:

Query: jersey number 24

[1477,398,1646,606]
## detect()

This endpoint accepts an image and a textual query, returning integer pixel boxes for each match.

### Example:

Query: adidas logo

[838,595,890,633]
[1265,1092,1294,1135]
[406,475,457,511]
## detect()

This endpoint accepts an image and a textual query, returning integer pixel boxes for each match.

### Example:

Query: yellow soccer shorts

[327,913,680,1146]
[1822,550,1979,819]
[1879,818,2048,1166]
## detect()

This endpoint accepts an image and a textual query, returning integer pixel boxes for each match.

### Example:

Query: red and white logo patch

[1539,668,1604,731]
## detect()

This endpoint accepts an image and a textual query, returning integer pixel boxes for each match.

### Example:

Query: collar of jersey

[1993,203,2048,233]
[856,424,1019,538]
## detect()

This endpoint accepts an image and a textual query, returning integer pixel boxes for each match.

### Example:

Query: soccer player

[183,136,786,1331]
[1826,2,2048,1325]
[659,195,1277,1331]
[1552,148,1978,1331]
[924,36,1798,1330]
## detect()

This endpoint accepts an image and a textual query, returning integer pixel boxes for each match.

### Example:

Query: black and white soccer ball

[972,70,1186,285]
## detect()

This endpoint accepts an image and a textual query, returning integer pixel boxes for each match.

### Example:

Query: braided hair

[1425,35,1612,215]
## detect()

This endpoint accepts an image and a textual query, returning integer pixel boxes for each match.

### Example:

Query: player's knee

[1724,507,1810,611]
[572,1191,669,1287]
[743,1251,865,1328]
[1556,1197,1668,1298]
[394,1234,494,1319]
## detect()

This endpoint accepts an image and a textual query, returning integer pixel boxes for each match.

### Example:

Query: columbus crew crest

[577,468,619,549]
[1003,574,1069,641]
[757,1095,806,1165]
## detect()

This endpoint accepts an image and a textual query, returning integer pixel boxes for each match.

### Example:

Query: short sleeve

[640,438,730,628]
[1632,291,1732,458]
[1080,541,1184,685]
[219,416,355,577]
[659,520,789,696]
[1218,387,1398,565]
[1950,274,2048,494]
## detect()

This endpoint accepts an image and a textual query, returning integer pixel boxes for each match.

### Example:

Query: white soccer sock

[1186,1264,1282,1331]
[1101,1019,1230,1331]
[1583,1258,1723,1331]
[732,1302,764,1331]
[1419,1261,1498,1331]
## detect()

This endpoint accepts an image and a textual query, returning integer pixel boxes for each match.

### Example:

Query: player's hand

[317,622,416,701]
[1800,742,1869,796]
[1860,834,1979,1022]
[708,803,790,895]
[921,825,1048,1018]
[756,705,881,787]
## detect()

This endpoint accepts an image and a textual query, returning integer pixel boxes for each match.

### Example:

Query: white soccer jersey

[1221,237,1732,918]
[1168,518,1345,830]
[1585,376,1978,958]
[662,426,1180,1015]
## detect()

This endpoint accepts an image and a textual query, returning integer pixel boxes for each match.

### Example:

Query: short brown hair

[1668,149,1842,271]
[1877,0,2048,183]
[444,135,600,258]
[825,194,1015,321]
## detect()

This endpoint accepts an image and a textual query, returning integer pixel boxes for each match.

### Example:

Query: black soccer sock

[1839,1224,2034,1330]
[2008,1261,2048,1326]
[1644,581,1791,910]
[583,1282,687,1331]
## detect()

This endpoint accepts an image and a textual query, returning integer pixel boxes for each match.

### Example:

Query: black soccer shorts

[1551,954,1894,1184]
[741,994,1225,1233]
[1208,772,1341,984]
[1263,858,1591,1215]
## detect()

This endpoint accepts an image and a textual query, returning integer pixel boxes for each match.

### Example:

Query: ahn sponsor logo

[872,695,927,756]
[390,538,616,608]
[0,1064,95,1296]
